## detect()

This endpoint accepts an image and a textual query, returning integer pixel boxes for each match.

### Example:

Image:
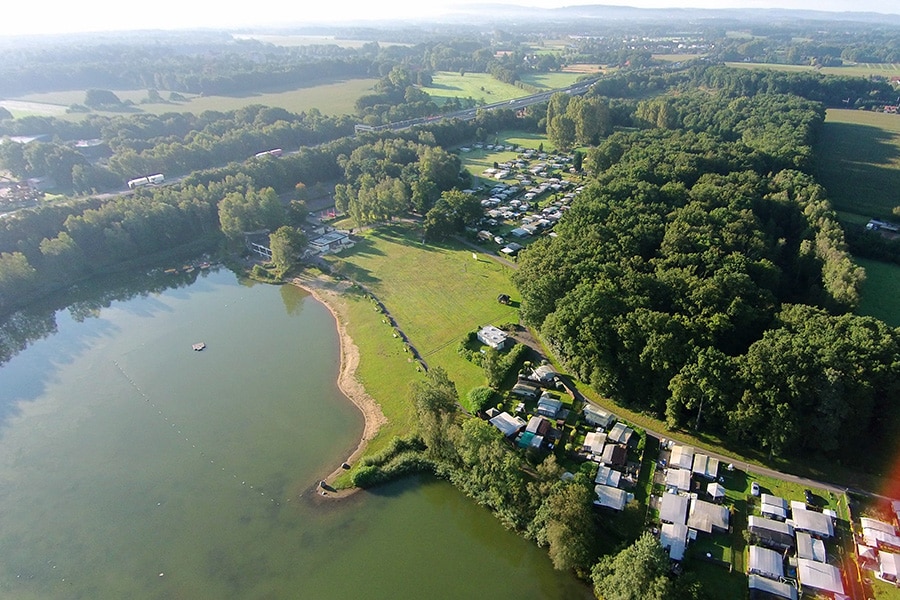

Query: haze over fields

[4,0,900,35]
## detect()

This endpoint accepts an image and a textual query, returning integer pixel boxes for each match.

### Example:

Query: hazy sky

[6,0,898,36]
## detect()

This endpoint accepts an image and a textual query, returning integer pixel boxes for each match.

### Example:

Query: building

[516,431,543,449]
[691,453,719,480]
[477,325,509,350]
[660,493,689,525]
[797,558,844,595]
[670,445,694,470]
[688,498,729,533]
[792,508,834,538]
[761,494,788,521]
[748,516,795,550]
[594,464,621,488]
[665,469,691,493]
[748,545,784,580]
[600,443,627,467]
[748,574,798,600]
[536,394,563,418]
[526,416,551,437]
[796,531,826,562]
[861,518,900,551]
[583,404,614,429]
[878,551,900,583]
[594,484,629,511]
[308,230,351,254]
[607,421,633,445]
[531,364,556,383]
[707,482,725,501]
[488,412,526,437]
[584,431,607,455]
[661,522,689,561]
[511,382,539,399]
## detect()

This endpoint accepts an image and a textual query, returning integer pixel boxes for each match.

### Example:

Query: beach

[291,274,387,499]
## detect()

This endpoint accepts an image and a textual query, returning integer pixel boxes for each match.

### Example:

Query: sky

[5,0,898,36]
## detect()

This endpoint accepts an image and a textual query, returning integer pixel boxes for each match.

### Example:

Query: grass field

[726,61,900,78]
[856,258,900,327]
[7,78,378,118]
[424,72,525,105]
[520,72,584,89]
[816,109,900,219]
[326,223,519,400]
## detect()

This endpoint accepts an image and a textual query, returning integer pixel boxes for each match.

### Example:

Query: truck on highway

[127,173,165,189]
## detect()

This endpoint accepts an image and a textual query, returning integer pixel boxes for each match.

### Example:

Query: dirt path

[290,273,387,500]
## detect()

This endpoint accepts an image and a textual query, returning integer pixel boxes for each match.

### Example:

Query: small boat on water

[192,342,206,351]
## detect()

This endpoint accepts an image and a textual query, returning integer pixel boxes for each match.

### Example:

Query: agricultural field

[815,108,900,220]
[423,72,525,105]
[856,258,900,327]
[5,78,379,118]
[726,61,900,78]
[325,224,519,401]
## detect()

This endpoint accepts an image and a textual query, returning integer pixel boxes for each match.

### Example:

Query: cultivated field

[6,78,379,118]
[423,72,525,105]
[856,258,900,327]
[726,61,900,78]
[816,109,900,219]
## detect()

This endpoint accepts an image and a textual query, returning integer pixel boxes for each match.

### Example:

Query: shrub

[467,386,496,413]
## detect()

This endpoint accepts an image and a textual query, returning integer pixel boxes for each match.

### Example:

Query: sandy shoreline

[290,275,387,500]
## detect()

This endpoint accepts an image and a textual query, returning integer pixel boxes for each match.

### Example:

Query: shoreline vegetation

[290,273,387,500]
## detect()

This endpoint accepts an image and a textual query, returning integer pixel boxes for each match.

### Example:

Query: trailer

[127,174,165,189]
[254,148,282,158]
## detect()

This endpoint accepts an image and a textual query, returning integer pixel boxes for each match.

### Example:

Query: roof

[748,516,795,545]
[748,574,798,600]
[511,383,539,399]
[861,518,896,535]
[691,453,719,479]
[761,503,788,521]
[797,558,844,594]
[526,416,551,436]
[600,444,627,467]
[584,431,607,454]
[688,498,730,533]
[594,465,621,488]
[761,494,788,511]
[488,412,525,437]
[791,508,834,538]
[477,325,509,349]
[796,531,827,562]
[536,396,563,417]
[660,493,689,525]
[670,445,694,470]
[594,484,628,511]
[863,524,900,550]
[583,404,614,428]
[707,482,725,499]
[749,545,784,580]
[607,422,633,445]
[532,364,556,381]
[661,522,689,561]
[879,552,900,578]
[666,468,691,492]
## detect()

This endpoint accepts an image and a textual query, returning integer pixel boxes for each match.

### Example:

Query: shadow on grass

[208,78,356,98]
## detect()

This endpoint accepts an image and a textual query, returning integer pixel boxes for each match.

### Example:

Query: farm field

[6,78,379,118]
[423,72,525,105]
[815,108,900,219]
[326,224,519,403]
[856,258,900,327]
[726,61,900,78]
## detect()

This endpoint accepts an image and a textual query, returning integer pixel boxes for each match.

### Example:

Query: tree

[410,367,459,462]
[529,477,596,572]
[268,226,306,273]
[466,386,495,413]
[84,89,122,107]
[591,532,673,600]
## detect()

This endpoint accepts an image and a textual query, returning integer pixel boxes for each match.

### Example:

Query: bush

[351,452,435,488]
[467,386,496,413]
[360,435,426,467]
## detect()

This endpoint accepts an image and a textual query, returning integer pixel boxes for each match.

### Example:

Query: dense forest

[514,89,899,459]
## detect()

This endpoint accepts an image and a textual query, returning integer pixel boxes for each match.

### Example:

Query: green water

[0,269,588,599]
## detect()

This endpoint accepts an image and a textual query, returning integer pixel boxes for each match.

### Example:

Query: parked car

[751,482,760,496]
[805,489,814,505]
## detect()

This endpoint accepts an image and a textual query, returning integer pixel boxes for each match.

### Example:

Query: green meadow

[816,109,900,219]
[423,71,525,105]
[857,258,900,327]
[8,78,379,118]
[519,72,584,89]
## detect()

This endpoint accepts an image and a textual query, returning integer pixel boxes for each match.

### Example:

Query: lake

[0,268,588,599]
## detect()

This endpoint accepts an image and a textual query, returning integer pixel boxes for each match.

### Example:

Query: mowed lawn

[9,78,378,118]
[856,258,900,327]
[816,109,900,219]
[520,72,584,89]
[326,223,519,396]
[424,72,525,104]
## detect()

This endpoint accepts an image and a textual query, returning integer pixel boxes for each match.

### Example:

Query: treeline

[0,105,356,193]
[515,90,899,459]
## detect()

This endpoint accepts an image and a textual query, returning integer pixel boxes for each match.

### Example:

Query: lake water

[0,268,588,599]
